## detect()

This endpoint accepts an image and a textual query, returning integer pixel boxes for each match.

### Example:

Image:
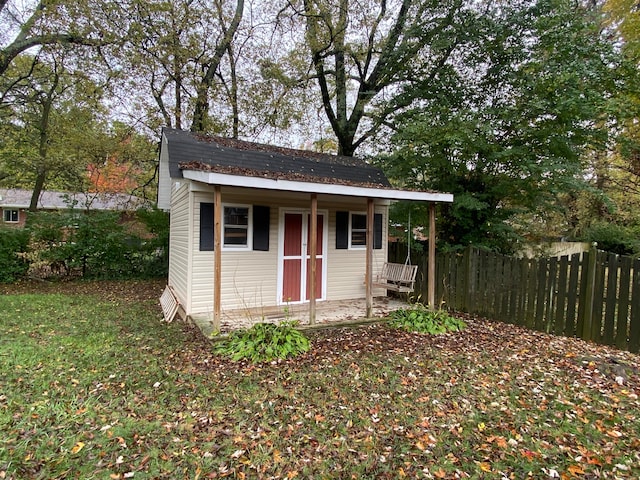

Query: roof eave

[181,169,454,203]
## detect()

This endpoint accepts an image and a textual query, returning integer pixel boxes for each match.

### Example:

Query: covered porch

[191,296,410,336]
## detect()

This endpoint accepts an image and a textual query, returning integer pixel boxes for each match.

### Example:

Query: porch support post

[366,197,374,318]
[213,185,222,330]
[428,201,436,309]
[309,194,317,325]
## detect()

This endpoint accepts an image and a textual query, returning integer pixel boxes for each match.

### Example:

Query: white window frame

[222,203,252,250]
[349,211,367,249]
[3,209,19,223]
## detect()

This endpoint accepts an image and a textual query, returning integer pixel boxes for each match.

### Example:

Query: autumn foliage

[0,281,638,479]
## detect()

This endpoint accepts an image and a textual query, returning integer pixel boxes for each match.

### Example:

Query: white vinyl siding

[189,189,279,314]
[168,182,190,308]
[172,183,389,317]
[325,206,388,301]
[157,134,172,210]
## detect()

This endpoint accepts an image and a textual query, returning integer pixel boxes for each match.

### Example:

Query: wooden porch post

[309,194,317,325]
[428,202,436,309]
[366,198,374,317]
[213,185,222,330]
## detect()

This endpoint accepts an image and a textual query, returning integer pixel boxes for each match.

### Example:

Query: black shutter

[253,205,270,251]
[336,211,349,249]
[374,213,383,250]
[199,202,214,251]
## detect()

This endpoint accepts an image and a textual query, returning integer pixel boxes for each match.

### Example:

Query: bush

[0,227,30,283]
[581,222,640,257]
[27,208,169,280]
[390,305,466,335]
[215,321,311,363]
[135,207,169,277]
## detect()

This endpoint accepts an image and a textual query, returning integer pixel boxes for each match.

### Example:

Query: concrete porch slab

[191,296,409,337]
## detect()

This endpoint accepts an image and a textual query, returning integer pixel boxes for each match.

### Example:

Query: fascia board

[181,170,454,203]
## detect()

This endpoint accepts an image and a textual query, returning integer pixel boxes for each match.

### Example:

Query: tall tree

[114,0,247,135]
[0,0,110,78]
[381,0,625,253]
[0,51,107,207]
[191,0,244,132]
[280,0,474,156]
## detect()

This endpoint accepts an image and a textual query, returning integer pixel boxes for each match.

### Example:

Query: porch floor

[191,296,409,337]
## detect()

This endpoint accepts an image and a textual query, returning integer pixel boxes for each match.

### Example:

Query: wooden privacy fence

[388,243,640,353]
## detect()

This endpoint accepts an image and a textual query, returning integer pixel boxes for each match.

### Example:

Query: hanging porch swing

[372,213,418,293]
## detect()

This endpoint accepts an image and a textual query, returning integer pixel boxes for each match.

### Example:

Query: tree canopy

[380,0,633,253]
[1,0,639,253]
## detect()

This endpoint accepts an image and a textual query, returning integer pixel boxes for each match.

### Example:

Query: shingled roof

[0,188,146,211]
[163,128,392,189]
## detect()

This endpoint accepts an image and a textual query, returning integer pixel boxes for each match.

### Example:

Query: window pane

[224,227,248,245]
[224,207,248,226]
[4,210,18,222]
[352,214,366,230]
[351,230,366,246]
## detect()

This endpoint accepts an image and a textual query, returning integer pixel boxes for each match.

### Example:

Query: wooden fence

[388,243,640,353]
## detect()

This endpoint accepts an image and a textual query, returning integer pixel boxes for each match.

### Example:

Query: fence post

[463,246,474,312]
[581,245,598,341]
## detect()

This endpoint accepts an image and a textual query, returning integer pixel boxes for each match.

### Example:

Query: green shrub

[135,207,169,277]
[215,321,311,363]
[27,208,169,279]
[389,305,466,335]
[0,227,30,283]
[581,222,640,257]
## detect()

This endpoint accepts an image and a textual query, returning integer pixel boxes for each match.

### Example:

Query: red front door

[281,212,324,303]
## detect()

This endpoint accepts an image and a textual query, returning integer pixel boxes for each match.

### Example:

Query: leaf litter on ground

[0,279,638,479]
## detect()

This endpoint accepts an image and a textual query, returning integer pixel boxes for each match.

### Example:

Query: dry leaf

[70,442,85,454]
[567,464,585,476]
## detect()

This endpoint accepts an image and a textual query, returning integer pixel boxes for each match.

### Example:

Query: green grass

[1,285,639,479]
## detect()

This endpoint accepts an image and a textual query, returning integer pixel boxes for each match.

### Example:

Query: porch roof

[163,127,453,203]
[182,169,453,203]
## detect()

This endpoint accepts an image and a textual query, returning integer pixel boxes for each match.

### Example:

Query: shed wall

[168,182,191,309]
[184,184,388,317]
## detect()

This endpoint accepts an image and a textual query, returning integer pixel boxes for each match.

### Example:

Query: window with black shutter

[335,210,383,250]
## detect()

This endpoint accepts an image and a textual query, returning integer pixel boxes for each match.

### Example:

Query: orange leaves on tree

[87,158,142,194]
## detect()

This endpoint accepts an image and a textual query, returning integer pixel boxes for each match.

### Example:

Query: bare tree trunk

[29,69,58,211]
[191,0,244,132]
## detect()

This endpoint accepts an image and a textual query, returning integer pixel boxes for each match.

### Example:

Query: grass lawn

[1,280,639,479]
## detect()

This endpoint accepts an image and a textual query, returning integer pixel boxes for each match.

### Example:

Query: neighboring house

[158,127,453,327]
[0,188,146,228]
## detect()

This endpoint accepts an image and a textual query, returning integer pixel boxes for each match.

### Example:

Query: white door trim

[277,208,328,306]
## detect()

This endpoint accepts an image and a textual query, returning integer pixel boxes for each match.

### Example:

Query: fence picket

[565,253,581,337]
[616,256,632,350]
[535,258,548,332]
[386,244,638,353]
[554,256,569,336]
[603,253,619,345]
[630,259,640,353]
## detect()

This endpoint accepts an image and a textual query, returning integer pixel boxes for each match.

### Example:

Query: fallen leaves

[1,281,639,479]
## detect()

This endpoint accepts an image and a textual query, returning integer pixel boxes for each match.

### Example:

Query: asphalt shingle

[163,128,392,188]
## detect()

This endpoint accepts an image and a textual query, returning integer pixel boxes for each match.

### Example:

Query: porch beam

[309,194,317,325]
[428,202,436,309]
[366,198,374,318]
[213,185,222,330]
